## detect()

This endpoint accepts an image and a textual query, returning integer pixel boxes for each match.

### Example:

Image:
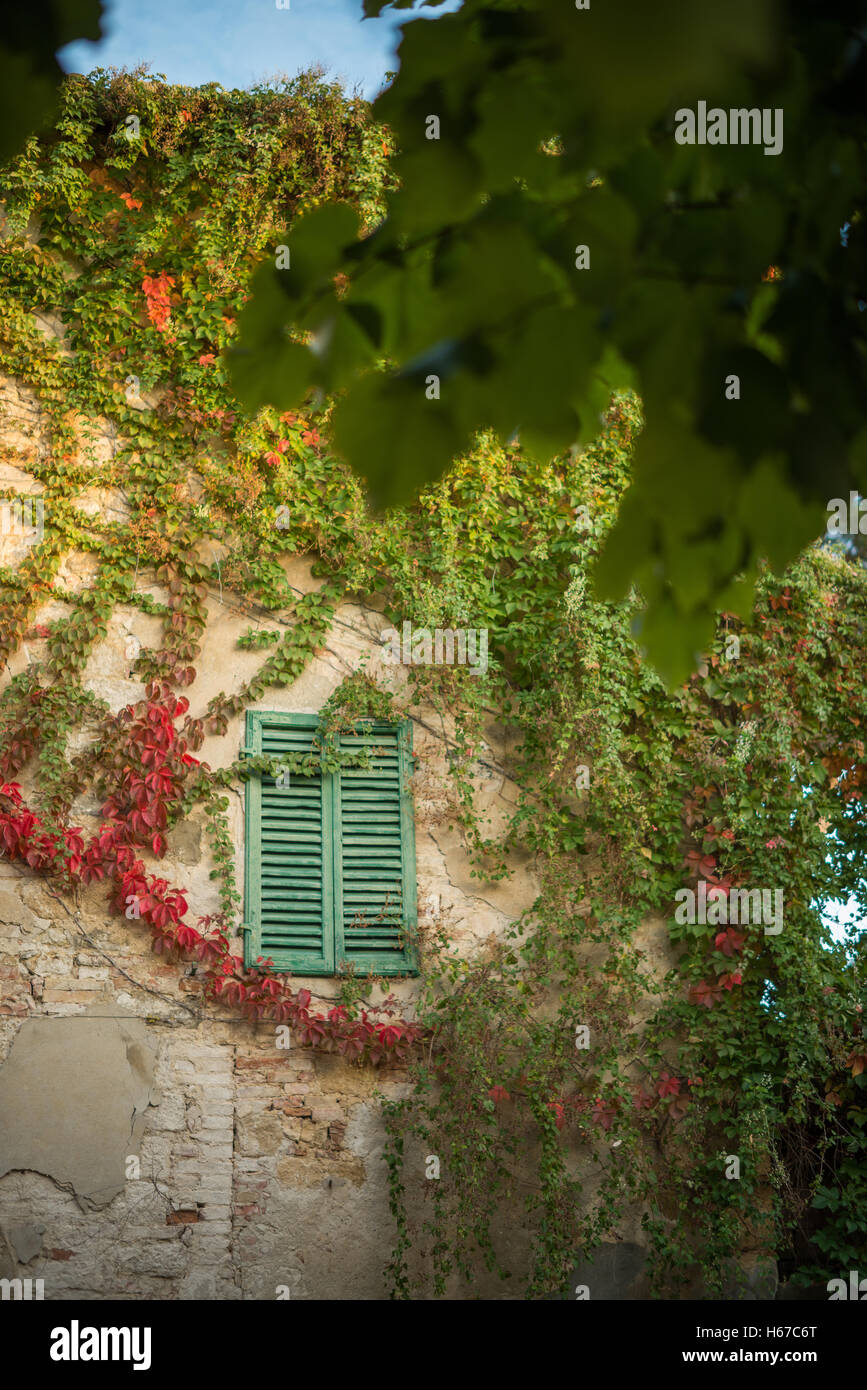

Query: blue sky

[59,0,459,101]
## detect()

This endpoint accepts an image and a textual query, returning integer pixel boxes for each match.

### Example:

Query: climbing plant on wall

[0,72,864,1298]
[0,68,420,1061]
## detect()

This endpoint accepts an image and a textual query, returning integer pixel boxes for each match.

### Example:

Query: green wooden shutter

[244,713,334,973]
[244,713,417,976]
[333,719,417,975]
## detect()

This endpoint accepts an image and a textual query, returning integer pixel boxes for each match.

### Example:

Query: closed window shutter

[244,713,417,977]
[245,715,334,973]
[333,721,417,974]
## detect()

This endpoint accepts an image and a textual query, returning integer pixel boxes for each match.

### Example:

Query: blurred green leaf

[0,0,102,165]
[231,0,867,686]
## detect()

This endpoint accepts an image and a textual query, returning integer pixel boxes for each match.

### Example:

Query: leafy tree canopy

[229,0,867,685]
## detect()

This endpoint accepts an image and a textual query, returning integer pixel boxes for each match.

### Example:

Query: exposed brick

[234,1186,267,1203]
[44,974,105,990]
[311,1105,344,1124]
[327,1122,347,1148]
[42,990,101,1004]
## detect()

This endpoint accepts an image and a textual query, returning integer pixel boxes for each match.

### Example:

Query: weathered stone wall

[0,675,537,1300]
[0,364,543,1296]
[0,363,687,1300]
